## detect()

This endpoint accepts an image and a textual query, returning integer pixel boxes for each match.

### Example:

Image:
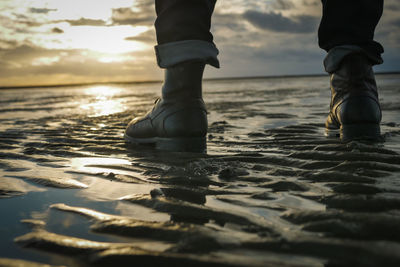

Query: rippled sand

[1,74,400,266]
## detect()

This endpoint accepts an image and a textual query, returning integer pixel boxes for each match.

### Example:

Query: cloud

[112,8,154,26]
[392,18,400,28]
[65,18,106,26]
[111,4,155,26]
[302,0,320,7]
[29,8,57,14]
[252,47,322,61]
[4,12,43,27]
[125,29,156,43]
[212,13,246,32]
[0,44,161,86]
[0,45,54,64]
[52,27,63,34]
[243,10,318,33]
[0,39,18,50]
[272,0,295,10]
[386,3,400,11]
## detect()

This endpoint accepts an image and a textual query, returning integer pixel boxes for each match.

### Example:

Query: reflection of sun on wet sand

[1,74,400,266]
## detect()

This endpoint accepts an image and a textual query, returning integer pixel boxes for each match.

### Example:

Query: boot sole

[340,123,382,142]
[124,134,206,153]
[325,124,382,142]
[324,127,340,138]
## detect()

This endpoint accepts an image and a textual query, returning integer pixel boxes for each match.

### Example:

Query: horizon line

[1,71,399,90]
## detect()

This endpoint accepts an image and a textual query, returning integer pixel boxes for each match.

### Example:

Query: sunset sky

[1,0,399,87]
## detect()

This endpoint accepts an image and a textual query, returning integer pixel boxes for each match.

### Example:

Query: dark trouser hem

[155,40,219,68]
[324,45,383,73]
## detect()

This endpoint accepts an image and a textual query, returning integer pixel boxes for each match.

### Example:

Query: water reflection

[70,157,157,202]
[80,86,127,117]
[71,157,131,174]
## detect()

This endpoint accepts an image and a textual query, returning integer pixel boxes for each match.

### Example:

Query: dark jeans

[155,0,384,59]
[318,0,384,57]
[155,0,216,45]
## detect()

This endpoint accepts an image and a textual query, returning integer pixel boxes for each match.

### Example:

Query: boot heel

[340,124,381,142]
[156,137,206,153]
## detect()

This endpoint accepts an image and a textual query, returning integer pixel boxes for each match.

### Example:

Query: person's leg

[154,0,219,68]
[319,0,383,58]
[155,0,215,45]
[125,0,218,152]
[318,0,384,141]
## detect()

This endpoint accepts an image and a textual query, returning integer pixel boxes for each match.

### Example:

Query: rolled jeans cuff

[155,40,219,68]
[323,45,383,73]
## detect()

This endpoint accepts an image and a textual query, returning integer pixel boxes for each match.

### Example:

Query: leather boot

[125,61,208,152]
[325,53,382,141]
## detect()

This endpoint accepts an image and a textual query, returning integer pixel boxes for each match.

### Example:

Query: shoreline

[1,71,399,90]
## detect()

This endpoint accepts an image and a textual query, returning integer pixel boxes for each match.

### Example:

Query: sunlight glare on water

[71,157,131,173]
[80,85,127,117]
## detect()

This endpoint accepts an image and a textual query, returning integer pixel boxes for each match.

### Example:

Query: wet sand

[0,74,400,266]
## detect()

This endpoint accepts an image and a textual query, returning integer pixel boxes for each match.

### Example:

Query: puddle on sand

[1,75,400,266]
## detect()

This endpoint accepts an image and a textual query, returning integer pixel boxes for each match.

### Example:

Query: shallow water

[1,74,400,266]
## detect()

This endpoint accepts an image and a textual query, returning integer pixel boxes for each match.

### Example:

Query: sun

[62,25,150,54]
